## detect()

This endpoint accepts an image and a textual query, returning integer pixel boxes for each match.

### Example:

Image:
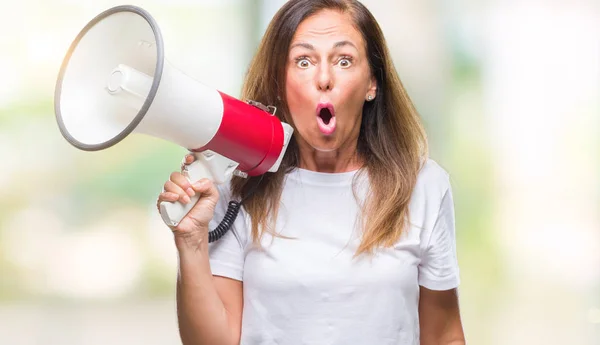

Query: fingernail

[193,180,206,189]
[182,195,191,204]
[186,188,195,197]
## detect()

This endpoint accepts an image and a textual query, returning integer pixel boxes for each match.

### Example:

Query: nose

[316,64,333,91]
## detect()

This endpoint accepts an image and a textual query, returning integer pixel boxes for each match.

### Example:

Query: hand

[157,154,220,239]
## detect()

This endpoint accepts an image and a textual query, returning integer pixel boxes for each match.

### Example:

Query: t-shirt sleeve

[418,183,460,290]
[207,183,247,282]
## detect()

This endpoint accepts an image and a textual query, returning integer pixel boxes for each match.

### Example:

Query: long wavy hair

[230,0,428,256]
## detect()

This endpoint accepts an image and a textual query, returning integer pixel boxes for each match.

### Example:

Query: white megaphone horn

[54,5,294,242]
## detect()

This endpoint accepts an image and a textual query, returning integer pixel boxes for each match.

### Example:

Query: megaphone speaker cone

[54,5,164,151]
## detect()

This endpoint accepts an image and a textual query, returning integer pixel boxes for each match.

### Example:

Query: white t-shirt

[208,159,460,345]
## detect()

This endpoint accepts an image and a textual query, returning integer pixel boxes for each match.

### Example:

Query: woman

[157,0,465,344]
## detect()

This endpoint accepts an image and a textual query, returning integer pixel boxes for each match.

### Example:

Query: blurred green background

[0,0,598,344]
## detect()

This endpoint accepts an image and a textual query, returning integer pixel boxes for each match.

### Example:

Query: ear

[366,75,377,100]
[369,75,377,93]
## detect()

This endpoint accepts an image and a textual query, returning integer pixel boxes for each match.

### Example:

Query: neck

[295,137,363,173]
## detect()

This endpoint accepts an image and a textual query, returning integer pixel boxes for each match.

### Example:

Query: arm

[419,287,465,345]
[418,170,463,344]
[176,233,243,345]
[159,163,244,345]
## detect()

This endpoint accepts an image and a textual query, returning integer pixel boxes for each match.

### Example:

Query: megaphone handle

[159,151,239,227]
[159,191,201,228]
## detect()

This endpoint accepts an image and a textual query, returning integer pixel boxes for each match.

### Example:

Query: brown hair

[231,0,428,256]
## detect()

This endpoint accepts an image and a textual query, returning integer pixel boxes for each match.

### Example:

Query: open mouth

[318,107,333,125]
[316,103,336,135]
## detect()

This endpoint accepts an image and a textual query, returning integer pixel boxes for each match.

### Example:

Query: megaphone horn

[54,5,294,241]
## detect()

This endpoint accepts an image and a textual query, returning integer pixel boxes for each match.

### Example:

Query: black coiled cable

[207,174,264,243]
[208,200,242,243]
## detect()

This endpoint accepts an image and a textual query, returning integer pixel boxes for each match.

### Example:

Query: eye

[295,57,311,69]
[338,57,353,68]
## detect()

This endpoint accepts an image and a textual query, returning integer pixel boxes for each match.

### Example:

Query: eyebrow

[290,40,358,51]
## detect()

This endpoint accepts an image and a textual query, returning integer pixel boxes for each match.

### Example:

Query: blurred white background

[0,0,598,344]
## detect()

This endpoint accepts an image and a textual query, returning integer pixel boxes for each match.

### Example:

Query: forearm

[176,233,235,345]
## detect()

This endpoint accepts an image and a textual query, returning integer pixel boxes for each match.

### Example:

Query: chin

[295,126,344,152]
[311,146,338,153]
[306,137,340,152]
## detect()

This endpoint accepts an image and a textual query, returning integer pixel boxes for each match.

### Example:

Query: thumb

[184,179,220,228]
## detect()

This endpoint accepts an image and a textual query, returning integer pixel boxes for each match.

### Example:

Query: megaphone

[54,5,294,241]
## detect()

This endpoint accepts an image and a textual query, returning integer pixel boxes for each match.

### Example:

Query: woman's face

[285,9,377,153]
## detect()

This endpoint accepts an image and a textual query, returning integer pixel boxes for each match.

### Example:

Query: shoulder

[409,158,452,227]
[414,158,451,198]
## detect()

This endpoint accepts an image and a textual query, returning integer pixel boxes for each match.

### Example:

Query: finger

[184,154,195,165]
[169,172,195,197]
[157,191,180,203]
[180,154,195,171]
[164,180,192,204]
[190,178,218,200]
[185,179,220,226]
